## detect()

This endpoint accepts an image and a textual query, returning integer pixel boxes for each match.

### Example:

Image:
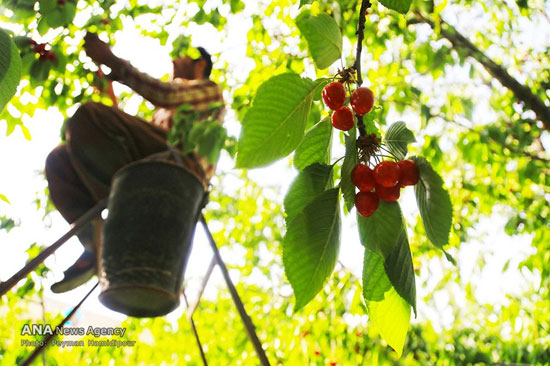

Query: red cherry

[374,161,400,187]
[34,43,47,55]
[39,52,48,61]
[375,184,400,202]
[331,106,354,131]
[350,87,374,115]
[47,51,57,61]
[322,82,346,110]
[57,0,66,4]
[29,39,37,47]
[397,160,420,186]
[351,164,375,192]
[355,191,379,217]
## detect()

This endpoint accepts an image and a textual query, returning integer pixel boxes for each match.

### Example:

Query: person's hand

[83,32,115,66]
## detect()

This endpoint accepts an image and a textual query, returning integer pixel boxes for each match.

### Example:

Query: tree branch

[414,12,550,130]
[353,0,372,136]
[353,0,371,87]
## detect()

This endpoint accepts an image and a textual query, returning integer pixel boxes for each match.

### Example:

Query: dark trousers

[45,102,171,251]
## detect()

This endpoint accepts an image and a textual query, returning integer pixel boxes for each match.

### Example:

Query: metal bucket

[98,160,205,317]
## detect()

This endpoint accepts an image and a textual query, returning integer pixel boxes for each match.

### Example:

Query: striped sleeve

[113,59,223,109]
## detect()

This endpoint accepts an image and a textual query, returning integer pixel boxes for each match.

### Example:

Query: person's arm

[83,33,222,109]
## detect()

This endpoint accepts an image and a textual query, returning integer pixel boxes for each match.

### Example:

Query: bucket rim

[99,284,180,317]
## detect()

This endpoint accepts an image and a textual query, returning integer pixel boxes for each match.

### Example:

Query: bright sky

[0,1,541,335]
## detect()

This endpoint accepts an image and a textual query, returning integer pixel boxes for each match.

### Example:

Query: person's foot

[50,250,96,293]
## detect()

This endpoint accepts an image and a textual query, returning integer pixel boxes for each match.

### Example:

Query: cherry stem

[379,145,399,159]
[353,0,372,137]
[332,156,345,166]
[356,115,367,137]
[376,154,397,160]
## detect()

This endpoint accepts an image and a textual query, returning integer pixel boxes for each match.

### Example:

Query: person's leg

[45,144,101,292]
[65,101,168,201]
[45,145,96,222]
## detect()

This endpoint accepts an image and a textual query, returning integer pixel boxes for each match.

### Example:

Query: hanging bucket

[98,160,205,317]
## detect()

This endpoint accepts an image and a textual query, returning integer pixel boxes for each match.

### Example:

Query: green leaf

[312,78,330,101]
[363,109,379,135]
[411,156,453,247]
[283,188,341,311]
[284,163,333,223]
[236,73,319,168]
[45,8,65,28]
[384,121,415,160]
[368,289,410,357]
[294,118,332,170]
[37,16,50,35]
[383,225,416,314]
[357,202,416,312]
[62,2,77,24]
[362,247,410,357]
[0,216,16,232]
[357,201,403,257]
[443,249,456,265]
[30,60,51,84]
[362,247,391,302]
[20,124,32,140]
[0,29,22,113]
[341,126,358,213]
[16,278,35,298]
[12,36,31,50]
[296,10,342,69]
[193,8,207,24]
[229,0,245,13]
[39,0,57,14]
[0,193,10,204]
[299,0,314,7]
[380,0,413,14]
[198,124,227,163]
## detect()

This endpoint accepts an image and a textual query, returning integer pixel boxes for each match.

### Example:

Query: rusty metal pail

[98,160,205,317]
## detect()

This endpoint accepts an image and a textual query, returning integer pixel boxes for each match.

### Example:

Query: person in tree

[45,32,224,293]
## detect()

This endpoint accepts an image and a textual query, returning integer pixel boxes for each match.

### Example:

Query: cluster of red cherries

[352,159,420,217]
[321,81,374,130]
[29,40,57,62]
[321,78,420,217]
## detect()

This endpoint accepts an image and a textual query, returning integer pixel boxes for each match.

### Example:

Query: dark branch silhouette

[414,12,550,130]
